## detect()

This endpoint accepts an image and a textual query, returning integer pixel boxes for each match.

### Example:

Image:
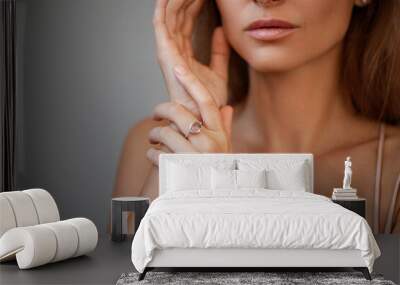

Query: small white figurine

[342,156,352,189]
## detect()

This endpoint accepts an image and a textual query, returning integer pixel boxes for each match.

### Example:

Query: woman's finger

[160,142,173,154]
[153,102,200,137]
[149,126,197,153]
[153,0,201,118]
[146,147,168,166]
[153,0,170,45]
[173,64,223,131]
[165,0,186,40]
[176,0,195,53]
[154,0,168,23]
[210,27,231,81]
[153,0,181,59]
[220,105,234,137]
[182,0,205,57]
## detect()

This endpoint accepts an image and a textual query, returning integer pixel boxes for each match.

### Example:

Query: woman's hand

[153,0,231,118]
[146,64,234,166]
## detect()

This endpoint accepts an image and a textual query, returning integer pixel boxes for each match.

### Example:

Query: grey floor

[0,236,133,285]
[0,235,399,285]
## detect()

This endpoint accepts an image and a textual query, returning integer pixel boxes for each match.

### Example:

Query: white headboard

[159,153,314,195]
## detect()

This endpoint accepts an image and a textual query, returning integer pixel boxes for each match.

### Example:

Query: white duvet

[131,189,380,273]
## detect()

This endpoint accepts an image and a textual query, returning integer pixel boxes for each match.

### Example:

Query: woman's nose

[253,0,285,8]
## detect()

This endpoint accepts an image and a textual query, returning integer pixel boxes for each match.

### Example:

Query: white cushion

[266,165,307,191]
[211,168,236,190]
[23,189,60,224]
[166,162,211,191]
[211,169,267,190]
[42,221,79,262]
[163,157,236,193]
[0,225,57,269]
[66,218,98,257]
[0,196,17,237]
[0,191,39,227]
[238,159,309,191]
[159,154,313,195]
[237,169,267,188]
[0,189,60,232]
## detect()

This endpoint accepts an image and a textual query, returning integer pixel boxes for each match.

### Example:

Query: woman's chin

[242,48,300,73]
[247,59,299,73]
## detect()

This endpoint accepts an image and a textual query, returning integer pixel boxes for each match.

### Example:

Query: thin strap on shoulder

[373,123,385,234]
[385,173,400,233]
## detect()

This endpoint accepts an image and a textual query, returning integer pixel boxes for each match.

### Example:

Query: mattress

[131,189,380,273]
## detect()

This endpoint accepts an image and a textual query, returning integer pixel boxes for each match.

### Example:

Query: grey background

[15,0,165,233]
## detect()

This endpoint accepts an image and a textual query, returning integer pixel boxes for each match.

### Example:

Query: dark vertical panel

[0,0,17,192]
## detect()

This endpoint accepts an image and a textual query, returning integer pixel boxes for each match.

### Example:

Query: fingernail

[174,65,187,76]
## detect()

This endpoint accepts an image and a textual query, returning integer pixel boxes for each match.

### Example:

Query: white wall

[16,0,166,232]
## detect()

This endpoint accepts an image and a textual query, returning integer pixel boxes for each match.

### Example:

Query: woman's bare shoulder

[113,117,166,197]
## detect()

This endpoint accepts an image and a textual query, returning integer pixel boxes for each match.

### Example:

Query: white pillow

[266,166,307,191]
[238,159,309,191]
[211,169,267,190]
[166,162,211,191]
[236,169,267,188]
[211,168,236,190]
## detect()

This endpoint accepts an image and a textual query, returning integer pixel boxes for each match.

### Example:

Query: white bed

[131,154,380,280]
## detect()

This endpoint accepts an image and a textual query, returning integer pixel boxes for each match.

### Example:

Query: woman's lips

[245,19,298,41]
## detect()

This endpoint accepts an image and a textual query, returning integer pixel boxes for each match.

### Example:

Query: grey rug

[116,272,396,285]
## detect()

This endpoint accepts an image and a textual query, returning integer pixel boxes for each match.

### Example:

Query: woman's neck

[234,44,359,154]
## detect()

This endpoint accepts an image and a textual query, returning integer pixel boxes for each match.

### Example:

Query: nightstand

[332,198,366,218]
[111,197,150,242]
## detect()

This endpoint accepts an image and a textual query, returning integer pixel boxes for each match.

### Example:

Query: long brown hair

[192,1,400,124]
